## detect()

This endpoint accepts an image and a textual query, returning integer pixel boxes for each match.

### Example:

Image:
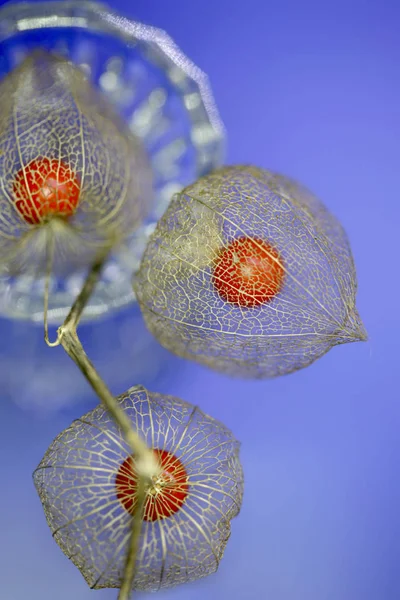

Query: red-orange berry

[13,157,80,225]
[115,449,189,522]
[212,236,285,307]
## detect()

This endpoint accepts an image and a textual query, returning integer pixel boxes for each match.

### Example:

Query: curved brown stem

[51,253,158,599]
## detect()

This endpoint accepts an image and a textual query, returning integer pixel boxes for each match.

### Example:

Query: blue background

[0,1,399,599]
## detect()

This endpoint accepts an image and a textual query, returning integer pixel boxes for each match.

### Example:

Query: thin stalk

[43,228,58,347]
[59,328,153,467]
[50,252,159,599]
[118,476,147,600]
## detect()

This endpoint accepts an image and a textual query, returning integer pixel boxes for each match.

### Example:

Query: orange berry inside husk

[13,157,81,225]
[115,449,189,522]
[212,236,285,307]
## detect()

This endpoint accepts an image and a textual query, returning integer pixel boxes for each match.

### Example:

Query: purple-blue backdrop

[0,1,399,599]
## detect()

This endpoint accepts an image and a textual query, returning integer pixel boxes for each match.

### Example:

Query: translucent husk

[0,50,152,276]
[33,385,244,591]
[135,165,367,378]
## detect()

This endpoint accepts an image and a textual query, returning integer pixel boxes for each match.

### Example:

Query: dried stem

[118,476,147,599]
[49,252,158,600]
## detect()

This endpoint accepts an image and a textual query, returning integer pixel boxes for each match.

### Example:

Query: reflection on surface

[0,304,174,413]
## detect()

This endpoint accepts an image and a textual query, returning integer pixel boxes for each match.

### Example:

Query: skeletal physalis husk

[33,385,243,592]
[134,165,367,378]
[0,51,152,276]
